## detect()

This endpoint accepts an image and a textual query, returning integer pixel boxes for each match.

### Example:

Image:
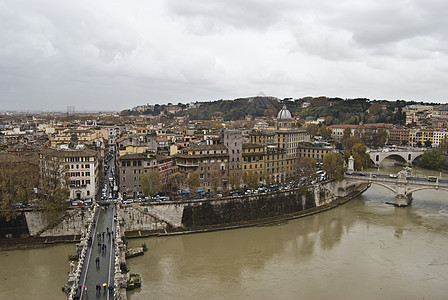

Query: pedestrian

[96,283,100,293]
[84,286,87,295]
[112,237,115,244]
[102,232,105,239]
[103,283,107,292]
[106,227,109,232]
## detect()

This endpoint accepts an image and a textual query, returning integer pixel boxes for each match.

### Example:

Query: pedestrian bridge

[368,149,425,166]
[344,170,448,206]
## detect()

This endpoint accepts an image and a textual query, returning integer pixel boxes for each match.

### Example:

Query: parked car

[123,199,133,204]
[389,174,397,178]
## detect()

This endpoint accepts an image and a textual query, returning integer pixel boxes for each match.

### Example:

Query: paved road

[348,172,448,184]
[76,204,116,299]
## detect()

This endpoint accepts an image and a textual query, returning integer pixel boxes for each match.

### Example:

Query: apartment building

[39,147,100,200]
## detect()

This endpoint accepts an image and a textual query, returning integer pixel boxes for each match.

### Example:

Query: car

[372,174,377,178]
[123,199,133,204]
[71,200,84,206]
[359,172,366,176]
[389,174,397,178]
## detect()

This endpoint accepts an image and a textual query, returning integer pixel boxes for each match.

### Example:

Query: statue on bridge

[398,167,412,180]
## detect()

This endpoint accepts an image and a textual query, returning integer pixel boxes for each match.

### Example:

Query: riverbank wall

[123,180,367,238]
[0,180,369,249]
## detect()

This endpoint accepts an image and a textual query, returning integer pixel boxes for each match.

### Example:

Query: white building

[39,148,100,200]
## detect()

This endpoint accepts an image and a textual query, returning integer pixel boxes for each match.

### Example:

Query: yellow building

[242,143,265,182]
[420,128,435,145]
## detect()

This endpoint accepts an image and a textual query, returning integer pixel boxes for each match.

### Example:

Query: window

[86,172,90,176]
[86,180,90,185]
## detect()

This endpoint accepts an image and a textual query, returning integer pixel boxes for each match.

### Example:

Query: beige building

[39,147,100,200]
[176,144,229,192]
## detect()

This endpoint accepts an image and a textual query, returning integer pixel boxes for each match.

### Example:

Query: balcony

[176,162,199,167]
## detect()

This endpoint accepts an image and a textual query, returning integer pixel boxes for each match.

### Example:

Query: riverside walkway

[76,204,116,299]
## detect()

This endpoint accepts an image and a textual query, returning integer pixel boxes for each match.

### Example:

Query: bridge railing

[345,175,448,187]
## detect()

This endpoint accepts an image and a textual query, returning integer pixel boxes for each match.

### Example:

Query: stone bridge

[344,169,448,206]
[368,149,425,166]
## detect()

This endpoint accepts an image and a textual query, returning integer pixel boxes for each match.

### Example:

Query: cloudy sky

[1,0,447,111]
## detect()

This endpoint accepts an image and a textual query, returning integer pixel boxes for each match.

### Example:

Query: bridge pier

[395,193,412,207]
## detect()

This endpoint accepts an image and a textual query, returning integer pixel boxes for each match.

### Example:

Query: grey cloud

[1,0,448,111]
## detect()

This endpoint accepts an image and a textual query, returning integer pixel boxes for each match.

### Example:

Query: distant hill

[123,96,429,125]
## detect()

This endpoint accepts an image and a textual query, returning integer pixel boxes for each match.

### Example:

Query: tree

[242,171,259,190]
[324,116,333,125]
[439,136,448,154]
[341,127,352,141]
[342,136,363,150]
[318,125,333,139]
[296,157,316,185]
[368,103,383,115]
[36,180,70,226]
[372,128,388,147]
[263,170,275,186]
[305,124,319,137]
[228,169,242,190]
[424,140,433,148]
[187,171,200,193]
[323,153,345,181]
[209,167,223,194]
[167,172,186,195]
[419,149,446,170]
[0,155,39,221]
[352,143,371,171]
[139,169,161,197]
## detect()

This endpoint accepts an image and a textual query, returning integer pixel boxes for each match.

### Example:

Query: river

[1,162,448,299]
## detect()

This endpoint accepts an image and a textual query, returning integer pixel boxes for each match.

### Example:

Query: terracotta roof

[185,144,227,151]
[242,143,264,148]
[40,147,97,157]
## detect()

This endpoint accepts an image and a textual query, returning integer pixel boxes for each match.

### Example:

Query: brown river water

[1,162,448,300]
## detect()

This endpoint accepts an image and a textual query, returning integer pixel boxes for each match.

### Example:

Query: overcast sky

[1,0,447,111]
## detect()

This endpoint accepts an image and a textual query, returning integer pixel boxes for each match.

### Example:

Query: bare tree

[296,157,317,185]
[139,169,162,197]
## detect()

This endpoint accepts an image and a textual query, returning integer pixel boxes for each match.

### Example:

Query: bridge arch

[369,151,425,166]
[345,179,396,194]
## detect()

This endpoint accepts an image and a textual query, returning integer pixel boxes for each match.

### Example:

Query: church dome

[277,105,292,119]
